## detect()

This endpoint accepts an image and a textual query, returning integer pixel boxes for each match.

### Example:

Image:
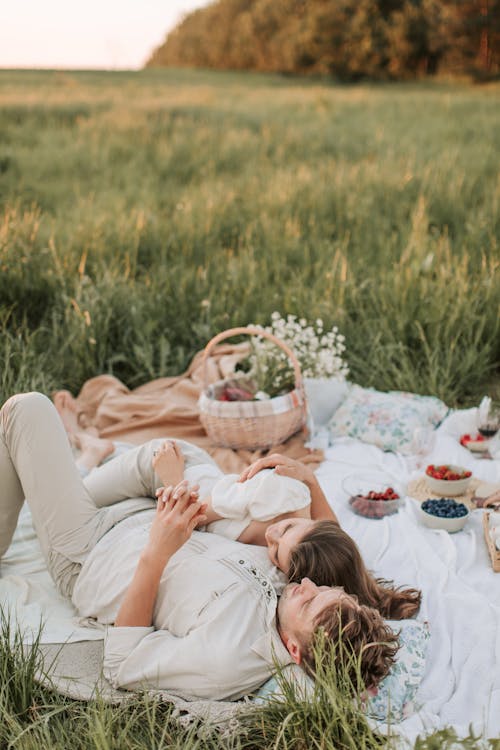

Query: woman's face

[265,518,315,572]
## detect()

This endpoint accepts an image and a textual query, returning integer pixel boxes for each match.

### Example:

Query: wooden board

[483,512,500,573]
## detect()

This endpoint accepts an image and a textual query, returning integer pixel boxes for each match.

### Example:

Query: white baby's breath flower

[241,311,349,397]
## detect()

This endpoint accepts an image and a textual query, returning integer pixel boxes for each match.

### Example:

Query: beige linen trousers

[0,392,216,598]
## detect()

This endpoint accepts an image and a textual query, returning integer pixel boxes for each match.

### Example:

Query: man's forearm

[114,551,168,627]
[114,482,206,628]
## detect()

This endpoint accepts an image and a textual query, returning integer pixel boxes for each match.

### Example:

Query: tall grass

[0,613,497,749]
[0,70,498,404]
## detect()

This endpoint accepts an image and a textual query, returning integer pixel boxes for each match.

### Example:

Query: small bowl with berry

[419,498,470,533]
[425,464,472,497]
[460,433,490,454]
[343,473,405,519]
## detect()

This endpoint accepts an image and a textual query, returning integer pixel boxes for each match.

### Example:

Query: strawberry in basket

[218,385,255,402]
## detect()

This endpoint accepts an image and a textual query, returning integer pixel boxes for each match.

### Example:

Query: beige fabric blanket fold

[58,343,323,473]
[37,641,250,727]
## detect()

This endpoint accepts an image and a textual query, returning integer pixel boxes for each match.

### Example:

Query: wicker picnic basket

[198,326,307,450]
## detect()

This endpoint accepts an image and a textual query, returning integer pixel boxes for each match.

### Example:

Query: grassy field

[0,69,499,406]
[0,69,499,748]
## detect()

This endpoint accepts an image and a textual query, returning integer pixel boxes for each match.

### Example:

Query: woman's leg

[73,432,115,476]
[0,393,153,596]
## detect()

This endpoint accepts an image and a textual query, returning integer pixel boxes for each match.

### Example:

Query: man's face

[277,577,357,664]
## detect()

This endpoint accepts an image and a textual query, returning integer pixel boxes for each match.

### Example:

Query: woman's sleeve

[211,470,311,523]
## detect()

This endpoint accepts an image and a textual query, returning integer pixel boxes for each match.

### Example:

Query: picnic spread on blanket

[1,338,500,743]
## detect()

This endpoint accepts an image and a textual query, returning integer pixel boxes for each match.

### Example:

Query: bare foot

[152,440,185,487]
[53,391,98,437]
[73,432,115,473]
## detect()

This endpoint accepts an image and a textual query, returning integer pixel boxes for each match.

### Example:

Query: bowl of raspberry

[425,464,472,496]
[419,498,470,533]
[342,473,405,519]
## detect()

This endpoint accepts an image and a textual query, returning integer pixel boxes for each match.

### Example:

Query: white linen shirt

[72,510,292,701]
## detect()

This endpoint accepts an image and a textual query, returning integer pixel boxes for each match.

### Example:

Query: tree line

[146,0,499,80]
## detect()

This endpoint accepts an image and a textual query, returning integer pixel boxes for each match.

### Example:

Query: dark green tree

[146,0,500,78]
[386,0,450,76]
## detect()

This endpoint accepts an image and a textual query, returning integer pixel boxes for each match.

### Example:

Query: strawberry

[224,386,254,401]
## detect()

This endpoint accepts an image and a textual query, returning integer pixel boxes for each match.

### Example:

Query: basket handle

[201,326,304,394]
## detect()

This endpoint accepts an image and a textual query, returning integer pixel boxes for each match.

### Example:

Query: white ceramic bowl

[463,438,490,453]
[342,473,405,519]
[418,503,470,533]
[425,464,472,497]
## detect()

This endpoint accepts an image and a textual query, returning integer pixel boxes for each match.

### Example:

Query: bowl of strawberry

[425,464,472,496]
[343,474,405,519]
[459,433,489,453]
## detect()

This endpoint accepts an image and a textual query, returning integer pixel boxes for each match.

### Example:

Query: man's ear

[283,635,302,665]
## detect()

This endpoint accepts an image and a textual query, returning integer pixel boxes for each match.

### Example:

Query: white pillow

[304,377,349,427]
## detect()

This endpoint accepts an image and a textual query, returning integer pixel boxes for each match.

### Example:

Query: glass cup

[477,407,500,440]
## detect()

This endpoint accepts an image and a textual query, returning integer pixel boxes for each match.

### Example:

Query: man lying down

[0,393,398,701]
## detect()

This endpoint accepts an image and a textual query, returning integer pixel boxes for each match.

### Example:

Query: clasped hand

[145,480,207,567]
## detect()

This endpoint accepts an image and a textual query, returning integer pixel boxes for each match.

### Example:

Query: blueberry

[422,496,468,520]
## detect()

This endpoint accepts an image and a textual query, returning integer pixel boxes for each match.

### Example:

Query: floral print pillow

[327,385,449,454]
[366,619,430,722]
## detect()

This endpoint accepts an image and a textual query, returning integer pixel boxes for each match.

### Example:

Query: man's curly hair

[300,596,400,689]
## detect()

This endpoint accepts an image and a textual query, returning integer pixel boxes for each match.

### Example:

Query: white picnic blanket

[1,407,499,743]
[315,407,500,742]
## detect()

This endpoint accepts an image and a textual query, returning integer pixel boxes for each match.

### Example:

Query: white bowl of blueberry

[419,498,470,533]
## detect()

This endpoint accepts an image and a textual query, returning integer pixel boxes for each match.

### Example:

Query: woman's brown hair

[288,520,421,620]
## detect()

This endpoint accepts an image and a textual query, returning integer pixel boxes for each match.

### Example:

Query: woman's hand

[238,453,316,488]
[152,440,185,487]
[144,480,207,568]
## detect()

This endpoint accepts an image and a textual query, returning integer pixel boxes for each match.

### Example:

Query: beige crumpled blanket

[57,343,322,473]
[38,640,252,729]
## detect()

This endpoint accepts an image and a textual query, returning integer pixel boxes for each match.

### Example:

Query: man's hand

[238,454,316,488]
[145,480,207,568]
[152,440,185,487]
[115,481,206,629]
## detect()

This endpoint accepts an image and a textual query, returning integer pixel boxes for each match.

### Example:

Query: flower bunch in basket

[238,312,349,399]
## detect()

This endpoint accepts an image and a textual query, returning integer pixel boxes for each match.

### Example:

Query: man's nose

[300,577,315,592]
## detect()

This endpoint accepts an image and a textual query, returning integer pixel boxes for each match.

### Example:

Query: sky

[0,0,213,70]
